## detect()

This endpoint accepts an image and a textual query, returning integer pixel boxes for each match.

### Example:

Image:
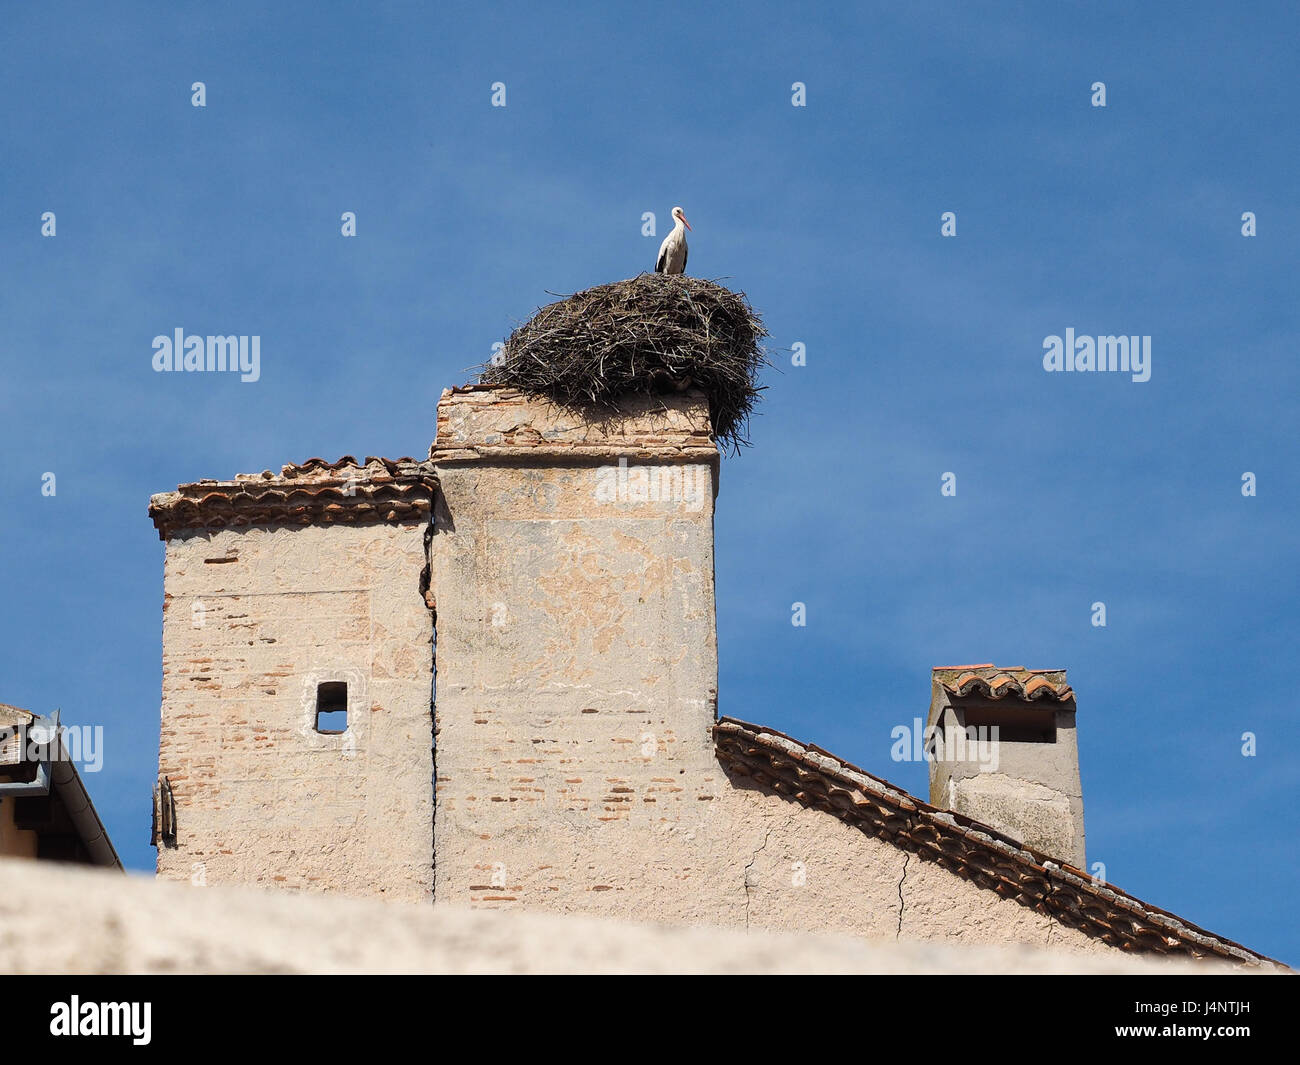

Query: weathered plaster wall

[431,388,725,920]
[156,522,433,900]
[723,781,1109,953]
[428,388,1109,955]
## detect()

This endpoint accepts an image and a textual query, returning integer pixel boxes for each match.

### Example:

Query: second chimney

[927,664,1085,870]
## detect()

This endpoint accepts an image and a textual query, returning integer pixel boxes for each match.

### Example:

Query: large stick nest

[479,273,769,452]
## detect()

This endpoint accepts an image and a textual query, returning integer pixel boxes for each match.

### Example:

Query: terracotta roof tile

[148,457,437,541]
[713,716,1281,968]
[936,664,1074,702]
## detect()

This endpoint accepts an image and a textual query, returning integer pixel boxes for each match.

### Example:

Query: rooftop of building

[0,703,121,871]
[714,714,1281,969]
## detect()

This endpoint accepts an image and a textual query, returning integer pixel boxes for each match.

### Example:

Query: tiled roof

[933,664,1074,702]
[713,717,1280,968]
[149,456,437,541]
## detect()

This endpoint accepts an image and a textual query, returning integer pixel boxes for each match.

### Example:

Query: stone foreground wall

[156,523,433,900]
[0,858,1239,974]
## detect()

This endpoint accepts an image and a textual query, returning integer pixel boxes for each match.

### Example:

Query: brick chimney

[428,385,720,907]
[927,665,1085,869]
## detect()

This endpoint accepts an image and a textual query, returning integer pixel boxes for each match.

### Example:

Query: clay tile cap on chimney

[986,672,1018,693]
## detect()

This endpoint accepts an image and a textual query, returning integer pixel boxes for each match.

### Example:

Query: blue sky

[2,1,1296,963]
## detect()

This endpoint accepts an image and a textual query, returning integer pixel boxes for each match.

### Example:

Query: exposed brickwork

[432,385,717,462]
[431,387,727,913]
[156,520,434,900]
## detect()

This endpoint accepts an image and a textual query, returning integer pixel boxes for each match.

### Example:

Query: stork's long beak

[682,216,692,231]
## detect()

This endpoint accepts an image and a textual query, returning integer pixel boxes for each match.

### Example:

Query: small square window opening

[316,681,348,734]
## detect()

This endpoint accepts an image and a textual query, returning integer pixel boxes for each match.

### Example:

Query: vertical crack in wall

[429,620,438,904]
[420,502,437,614]
[743,811,801,931]
[742,826,773,931]
[425,498,438,904]
[895,851,911,940]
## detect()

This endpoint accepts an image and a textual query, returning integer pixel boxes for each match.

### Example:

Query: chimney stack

[428,385,721,906]
[927,665,1085,869]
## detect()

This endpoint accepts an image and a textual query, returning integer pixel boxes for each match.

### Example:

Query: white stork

[655,206,692,275]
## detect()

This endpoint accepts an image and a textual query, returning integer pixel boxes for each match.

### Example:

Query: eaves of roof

[148,456,437,541]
